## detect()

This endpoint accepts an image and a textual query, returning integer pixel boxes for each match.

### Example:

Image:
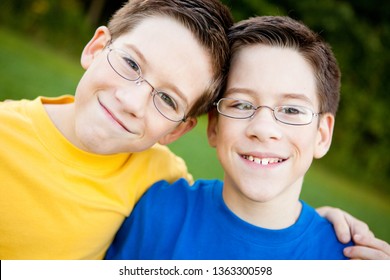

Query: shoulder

[0,97,31,112]
[0,97,40,123]
[145,144,183,162]
[0,95,74,112]
[134,144,193,183]
[300,201,330,226]
[139,179,222,210]
[299,201,353,259]
[300,201,349,242]
[146,179,222,198]
[131,179,223,235]
[143,144,184,164]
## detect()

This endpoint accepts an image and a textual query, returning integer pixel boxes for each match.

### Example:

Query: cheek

[145,116,176,138]
[289,128,317,156]
[214,121,243,150]
[80,58,115,87]
[75,71,99,99]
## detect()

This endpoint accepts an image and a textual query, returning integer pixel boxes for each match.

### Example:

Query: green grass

[2,27,389,243]
[302,163,390,242]
[0,27,83,100]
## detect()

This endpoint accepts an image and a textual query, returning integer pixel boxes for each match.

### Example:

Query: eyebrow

[279,93,314,106]
[224,87,255,96]
[225,88,315,105]
[122,43,189,106]
[123,43,147,65]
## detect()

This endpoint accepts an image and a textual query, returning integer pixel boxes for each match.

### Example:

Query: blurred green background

[0,0,389,242]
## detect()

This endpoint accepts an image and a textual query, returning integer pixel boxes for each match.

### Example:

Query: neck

[44,103,80,148]
[222,181,303,229]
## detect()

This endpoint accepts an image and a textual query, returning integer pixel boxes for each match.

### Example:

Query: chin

[236,186,279,203]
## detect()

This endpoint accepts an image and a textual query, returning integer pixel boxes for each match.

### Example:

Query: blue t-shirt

[106,179,352,260]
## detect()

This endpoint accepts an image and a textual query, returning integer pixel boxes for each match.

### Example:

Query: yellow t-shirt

[0,96,192,259]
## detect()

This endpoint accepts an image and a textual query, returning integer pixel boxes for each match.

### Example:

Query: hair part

[227,16,340,116]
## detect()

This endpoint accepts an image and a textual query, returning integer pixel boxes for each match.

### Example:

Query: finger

[344,245,390,260]
[344,213,374,239]
[353,234,390,255]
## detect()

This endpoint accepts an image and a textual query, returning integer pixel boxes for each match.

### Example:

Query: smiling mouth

[242,155,286,166]
[98,98,131,133]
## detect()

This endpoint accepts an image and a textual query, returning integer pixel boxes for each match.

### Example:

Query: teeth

[243,155,283,165]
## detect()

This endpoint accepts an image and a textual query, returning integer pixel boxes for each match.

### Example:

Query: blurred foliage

[0,0,93,56]
[0,0,388,194]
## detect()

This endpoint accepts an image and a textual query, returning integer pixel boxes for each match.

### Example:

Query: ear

[207,109,219,148]
[314,113,334,159]
[81,26,111,69]
[158,117,198,145]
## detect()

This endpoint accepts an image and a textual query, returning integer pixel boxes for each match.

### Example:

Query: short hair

[108,0,233,117]
[227,16,340,115]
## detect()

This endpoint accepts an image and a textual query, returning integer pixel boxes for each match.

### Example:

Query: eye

[280,106,304,115]
[231,101,254,111]
[122,57,140,74]
[157,92,178,111]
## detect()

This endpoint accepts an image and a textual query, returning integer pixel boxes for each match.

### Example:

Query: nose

[245,107,282,142]
[114,80,153,118]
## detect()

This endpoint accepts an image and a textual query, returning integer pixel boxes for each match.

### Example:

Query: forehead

[113,16,213,106]
[227,44,318,106]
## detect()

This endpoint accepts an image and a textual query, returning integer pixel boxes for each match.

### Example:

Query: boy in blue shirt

[106,16,390,260]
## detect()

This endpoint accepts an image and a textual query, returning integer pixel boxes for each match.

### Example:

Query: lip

[240,152,288,167]
[98,98,132,133]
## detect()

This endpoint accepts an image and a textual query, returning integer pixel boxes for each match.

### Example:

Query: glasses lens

[153,91,185,122]
[275,106,312,125]
[108,49,140,81]
[108,47,185,122]
[217,98,254,119]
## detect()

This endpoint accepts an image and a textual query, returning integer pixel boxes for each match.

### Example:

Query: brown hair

[108,0,233,118]
[227,16,340,115]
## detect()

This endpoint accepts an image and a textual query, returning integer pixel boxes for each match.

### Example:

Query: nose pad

[135,78,144,86]
[134,78,154,97]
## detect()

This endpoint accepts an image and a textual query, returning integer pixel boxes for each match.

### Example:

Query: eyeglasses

[214,98,321,126]
[106,46,186,122]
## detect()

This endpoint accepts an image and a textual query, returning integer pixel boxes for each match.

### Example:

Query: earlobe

[314,113,334,159]
[81,26,111,69]
[158,117,198,145]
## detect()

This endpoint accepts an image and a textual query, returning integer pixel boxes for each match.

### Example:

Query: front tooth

[254,157,261,164]
[261,158,269,165]
[248,155,254,162]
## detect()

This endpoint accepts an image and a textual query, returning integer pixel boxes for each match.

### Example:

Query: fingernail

[341,234,350,243]
[343,247,351,256]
